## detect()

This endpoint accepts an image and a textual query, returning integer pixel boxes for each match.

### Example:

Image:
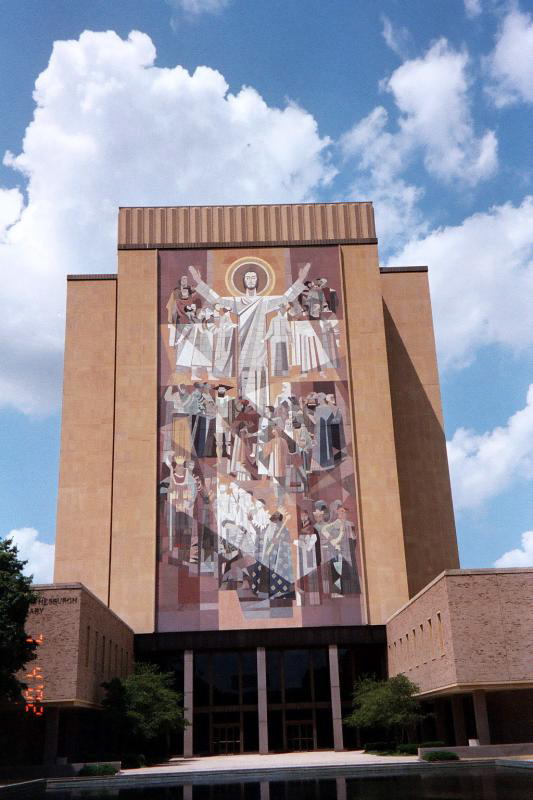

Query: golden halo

[225,256,276,296]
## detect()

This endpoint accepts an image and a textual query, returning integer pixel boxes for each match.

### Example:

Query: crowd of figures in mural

[158,249,363,630]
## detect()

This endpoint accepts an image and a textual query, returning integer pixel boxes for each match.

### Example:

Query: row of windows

[193,648,332,708]
[389,612,446,673]
[84,624,130,679]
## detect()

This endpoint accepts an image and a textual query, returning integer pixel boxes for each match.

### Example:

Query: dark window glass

[338,647,354,703]
[212,710,240,723]
[193,712,209,755]
[315,707,334,749]
[341,718,360,750]
[194,653,211,706]
[242,710,259,752]
[172,653,184,695]
[268,709,283,752]
[266,650,282,704]
[212,652,240,705]
[241,650,258,705]
[285,708,313,721]
[356,645,385,680]
[312,649,330,702]
[284,649,312,703]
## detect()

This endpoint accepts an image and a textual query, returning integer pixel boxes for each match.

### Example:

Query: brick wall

[20,583,134,709]
[386,569,533,695]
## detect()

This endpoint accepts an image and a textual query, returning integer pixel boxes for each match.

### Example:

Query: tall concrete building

[12,202,530,767]
[52,201,460,754]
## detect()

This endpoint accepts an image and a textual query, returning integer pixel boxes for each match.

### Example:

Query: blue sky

[0,0,532,580]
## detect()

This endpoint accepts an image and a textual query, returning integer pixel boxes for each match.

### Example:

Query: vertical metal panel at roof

[117,202,376,249]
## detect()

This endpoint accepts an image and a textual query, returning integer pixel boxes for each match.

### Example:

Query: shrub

[78,763,119,776]
[422,751,459,762]
[396,743,419,755]
[363,741,395,752]
[420,740,445,748]
[122,753,146,769]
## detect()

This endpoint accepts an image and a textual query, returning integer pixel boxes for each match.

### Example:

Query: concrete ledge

[0,779,45,798]
[419,743,533,759]
[496,758,533,770]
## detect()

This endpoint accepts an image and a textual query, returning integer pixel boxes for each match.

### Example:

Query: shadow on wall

[382,303,459,598]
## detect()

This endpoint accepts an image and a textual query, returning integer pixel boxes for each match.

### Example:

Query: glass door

[286,721,314,751]
[212,723,241,754]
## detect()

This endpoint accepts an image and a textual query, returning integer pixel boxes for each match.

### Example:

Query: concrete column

[473,690,491,745]
[183,650,194,757]
[260,782,270,800]
[328,644,344,751]
[43,707,60,765]
[257,646,269,754]
[451,695,467,746]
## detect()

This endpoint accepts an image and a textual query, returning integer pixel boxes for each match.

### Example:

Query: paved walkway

[125,750,416,776]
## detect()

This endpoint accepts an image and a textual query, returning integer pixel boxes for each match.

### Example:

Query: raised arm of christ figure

[187,262,311,410]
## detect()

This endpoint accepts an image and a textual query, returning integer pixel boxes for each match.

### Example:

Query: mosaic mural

[157,247,365,631]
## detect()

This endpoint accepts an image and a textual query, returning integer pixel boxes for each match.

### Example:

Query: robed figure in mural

[187,262,311,410]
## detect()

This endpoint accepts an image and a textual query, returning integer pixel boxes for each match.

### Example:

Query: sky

[0,0,532,582]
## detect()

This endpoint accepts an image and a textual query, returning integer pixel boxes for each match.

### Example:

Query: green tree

[344,674,426,743]
[0,538,37,701]
[102,662,187,757]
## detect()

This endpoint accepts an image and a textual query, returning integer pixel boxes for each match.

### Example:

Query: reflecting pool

[46,766,532,800]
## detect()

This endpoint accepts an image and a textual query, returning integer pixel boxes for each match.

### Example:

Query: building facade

[387,568,533,747]
[49,202,461,755]
[7,584,133,768]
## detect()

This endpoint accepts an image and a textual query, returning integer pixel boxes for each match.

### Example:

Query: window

[101,636,106,673]
[94,631,99,672]
[420,624,426,663]
[283,650,312,703]
[436,612,445,655]
[85,625,91,669]
[428,618,434,660]
[212,652,239,705]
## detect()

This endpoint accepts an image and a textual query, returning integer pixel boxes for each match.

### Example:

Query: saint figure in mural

[187,262,311,410]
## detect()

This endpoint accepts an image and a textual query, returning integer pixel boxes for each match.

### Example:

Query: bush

[121,753,146,769]
[420,740,445,748]
[396,743,419,755]
[363,741,395,752]
[422,751,459,762]
[78,763,119,776]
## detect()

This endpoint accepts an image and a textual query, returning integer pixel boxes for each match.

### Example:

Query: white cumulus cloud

[447,385,533,511]
[486,7,533,106]
[0,29,334,416]
[385,38,497,185]
[341,38,497,249]
[3,528,55,584]
[388,196,533,370]
[494,530,533,567]
[464,0,482,19]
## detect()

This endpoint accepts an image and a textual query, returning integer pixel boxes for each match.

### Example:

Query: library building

[8,202,533,764]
